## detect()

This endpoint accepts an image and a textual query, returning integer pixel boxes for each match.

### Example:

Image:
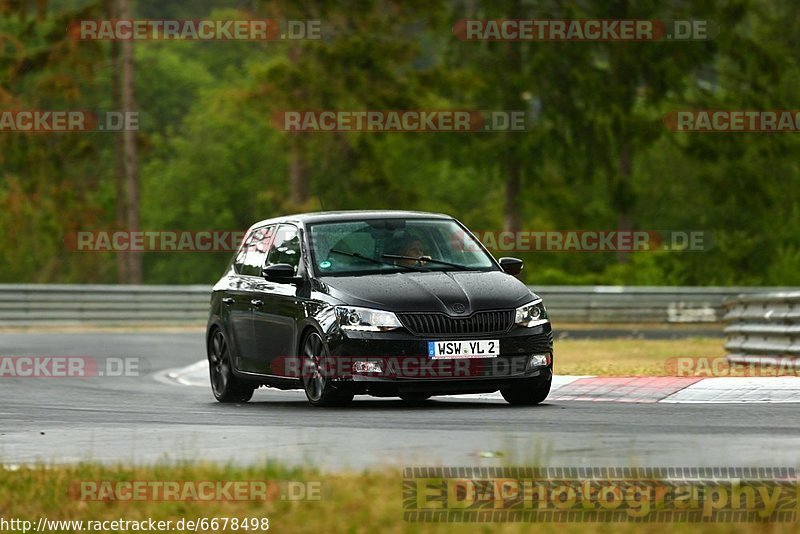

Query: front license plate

[427,340,500,359]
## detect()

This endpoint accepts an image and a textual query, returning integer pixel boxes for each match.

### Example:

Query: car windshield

[307,218,496,276]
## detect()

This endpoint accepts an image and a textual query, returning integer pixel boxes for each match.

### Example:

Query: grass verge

[1,463,796,533]
[555,338,726,376]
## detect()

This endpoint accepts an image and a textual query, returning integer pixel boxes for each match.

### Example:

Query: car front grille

[397,309,515,336]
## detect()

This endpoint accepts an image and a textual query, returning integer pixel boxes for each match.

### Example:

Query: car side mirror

[499,257,524,275]
[262,264,299,281]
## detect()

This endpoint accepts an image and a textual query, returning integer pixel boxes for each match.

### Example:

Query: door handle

[222,297,234,306]
[251,299,264,308]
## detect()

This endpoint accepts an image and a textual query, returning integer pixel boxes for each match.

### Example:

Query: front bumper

[322,321,554,396]
[337,368,553,397]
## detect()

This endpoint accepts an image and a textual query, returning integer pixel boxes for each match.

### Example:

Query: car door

[229,225,275,373]
[251,223,305,374]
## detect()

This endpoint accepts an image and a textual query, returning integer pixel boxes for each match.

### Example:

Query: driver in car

[388,235,427,267]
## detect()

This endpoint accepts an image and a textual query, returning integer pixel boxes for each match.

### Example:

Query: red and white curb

[158,361,800,403]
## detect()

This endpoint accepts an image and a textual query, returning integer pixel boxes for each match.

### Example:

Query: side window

[267,224,301,273]
[233,240,249,274]
[235,225,274,276]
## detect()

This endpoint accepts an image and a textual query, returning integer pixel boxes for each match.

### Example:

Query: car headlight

[515,300,548,327]
[334,306,402,332]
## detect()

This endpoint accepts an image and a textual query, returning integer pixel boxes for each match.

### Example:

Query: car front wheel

[500,377,551,406]
[301,332,354,407]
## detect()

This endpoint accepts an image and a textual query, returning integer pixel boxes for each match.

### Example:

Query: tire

[301,331,354,407]
[208,327,256,403]
[398,393,431,402]
[500,377,551,406]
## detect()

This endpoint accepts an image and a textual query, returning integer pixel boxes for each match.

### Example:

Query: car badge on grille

[451,303,466,314]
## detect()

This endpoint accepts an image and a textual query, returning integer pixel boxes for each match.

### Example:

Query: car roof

[249,210,453,228]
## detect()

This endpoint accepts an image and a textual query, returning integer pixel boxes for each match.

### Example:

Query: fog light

[353,361,383,373]
[528,354,550,369]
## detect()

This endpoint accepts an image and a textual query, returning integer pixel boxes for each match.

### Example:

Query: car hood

[321,270,536,314]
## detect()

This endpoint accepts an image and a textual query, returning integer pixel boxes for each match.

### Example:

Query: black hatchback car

[206,211,553,406]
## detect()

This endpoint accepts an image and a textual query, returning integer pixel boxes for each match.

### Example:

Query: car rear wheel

[500,377,551,406]
[301,332,354,407]
[208,328,255,403]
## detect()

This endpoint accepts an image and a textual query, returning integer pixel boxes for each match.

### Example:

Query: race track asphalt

[1,332,798,471]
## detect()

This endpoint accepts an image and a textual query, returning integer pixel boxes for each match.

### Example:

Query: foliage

[0,0,797,286]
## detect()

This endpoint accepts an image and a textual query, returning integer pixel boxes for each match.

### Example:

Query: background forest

[1,0,798,286]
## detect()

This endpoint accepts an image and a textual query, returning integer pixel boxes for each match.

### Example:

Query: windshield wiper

[329,249,426,271]
[381,254,472,271]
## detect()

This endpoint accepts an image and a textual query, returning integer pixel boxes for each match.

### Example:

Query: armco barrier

[723,292,800,365]
[528,286,782,324]
[0,284,210,324]
[0,284,793,327]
